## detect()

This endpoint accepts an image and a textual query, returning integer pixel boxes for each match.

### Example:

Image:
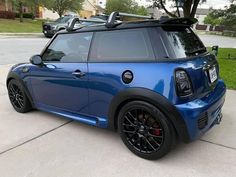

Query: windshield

[55,16,71,23]
[162,26,206,58]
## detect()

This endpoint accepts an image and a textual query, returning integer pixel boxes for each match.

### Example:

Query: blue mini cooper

[7,12,226,160]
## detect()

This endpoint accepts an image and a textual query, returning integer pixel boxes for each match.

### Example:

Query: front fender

[108,88,190,142]
[6,71,35,108]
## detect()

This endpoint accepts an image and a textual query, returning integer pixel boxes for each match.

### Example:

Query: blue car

[6,12,226,160]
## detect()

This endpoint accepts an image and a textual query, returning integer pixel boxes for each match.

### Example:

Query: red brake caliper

[152,125,161,136]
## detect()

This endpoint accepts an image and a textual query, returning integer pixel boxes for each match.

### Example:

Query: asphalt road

[0,37,49,65]
[0,35,236,177]
[0,34,236,65]
[198,34,236,49]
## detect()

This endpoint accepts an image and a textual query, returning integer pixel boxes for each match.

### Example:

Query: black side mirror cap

[30,55,43,66]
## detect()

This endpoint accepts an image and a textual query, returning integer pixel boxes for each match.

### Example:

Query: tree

[105,0,148,15]
[136,6,149,16]
[152,0,206,18]
[203,9,223,25]
[203,3,236,31]
[13,0,32,22]
[221,4,236,31]
[203,13,221,26]
[41,0,84,17]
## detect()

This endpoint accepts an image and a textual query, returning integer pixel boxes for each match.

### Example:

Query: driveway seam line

[0,120,73,156]
[200,139,236,151]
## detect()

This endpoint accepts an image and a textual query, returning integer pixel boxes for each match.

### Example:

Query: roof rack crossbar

[106,11,153,28]
[67,17,106,31]
[119,12,153,19]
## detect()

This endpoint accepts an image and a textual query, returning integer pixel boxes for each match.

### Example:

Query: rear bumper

[175,80,226,141]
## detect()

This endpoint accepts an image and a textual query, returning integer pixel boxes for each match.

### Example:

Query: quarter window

[89,29,155,62]
[42,32,93,63]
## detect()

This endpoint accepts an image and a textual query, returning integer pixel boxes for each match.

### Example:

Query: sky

[135,0,232,9]
[98,0,232,10]
[198,0,231,9]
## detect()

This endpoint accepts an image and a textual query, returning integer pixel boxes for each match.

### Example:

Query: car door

[29,32,93,115]
[88,28,156,120]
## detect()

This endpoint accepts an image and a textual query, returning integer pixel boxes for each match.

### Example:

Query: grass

[213,48,236,89]
[0,18,44,33]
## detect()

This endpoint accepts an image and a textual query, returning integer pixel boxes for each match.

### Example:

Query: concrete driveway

[0,64,236,177]
[0,36,236,177]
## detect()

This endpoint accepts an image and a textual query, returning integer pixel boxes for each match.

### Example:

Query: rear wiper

[185,48,207,56]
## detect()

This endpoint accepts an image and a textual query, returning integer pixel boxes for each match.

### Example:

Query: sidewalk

[0,64,236,177]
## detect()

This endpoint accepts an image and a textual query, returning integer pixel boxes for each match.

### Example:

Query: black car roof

[58,12,197,34]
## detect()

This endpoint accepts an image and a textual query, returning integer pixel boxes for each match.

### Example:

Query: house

[147,7,166,19]
[178,8,213,24]
[39,0,105,20]
[0,0,12,11]
[80,0,105,18]
[0,0,105,20]
[195,8,213,24]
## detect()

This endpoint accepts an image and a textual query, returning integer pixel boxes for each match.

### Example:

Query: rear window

[89,28,155,62]
[161,26,206,58]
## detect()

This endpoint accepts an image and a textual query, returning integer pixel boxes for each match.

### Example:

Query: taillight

[175,70,193,97]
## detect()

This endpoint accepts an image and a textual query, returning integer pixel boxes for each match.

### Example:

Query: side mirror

[30,55,43,66]
[212,45,219,57]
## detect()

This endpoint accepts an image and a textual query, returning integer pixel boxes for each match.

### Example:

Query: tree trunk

[159,0,177,17]
[5,0,8,11]
[176,6,180,17]
[59,11,63,17]
[190,0,200,18]
[19,1,23,22]
[183,0,193,17]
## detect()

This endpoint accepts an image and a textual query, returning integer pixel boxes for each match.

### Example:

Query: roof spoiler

[67,17,106,31]
[159,17,198,26]
[106,12,153,28]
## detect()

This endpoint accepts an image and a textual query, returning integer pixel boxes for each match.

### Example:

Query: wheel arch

[7,71,35,108]
[58,28,65,31]
[108,88,190,142]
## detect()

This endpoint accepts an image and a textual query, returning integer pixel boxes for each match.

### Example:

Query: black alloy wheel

[118,101,176,160]
[8,79,32,113]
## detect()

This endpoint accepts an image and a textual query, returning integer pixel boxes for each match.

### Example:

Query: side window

[89,28,155,62]
[42,32,93,63]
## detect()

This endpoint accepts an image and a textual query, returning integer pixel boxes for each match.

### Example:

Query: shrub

[15,13,34,19]
[0,11,15,19]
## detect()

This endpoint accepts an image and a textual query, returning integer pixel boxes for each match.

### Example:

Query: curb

[0,33,44,38]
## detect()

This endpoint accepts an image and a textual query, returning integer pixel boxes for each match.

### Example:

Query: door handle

[72,70,86,78]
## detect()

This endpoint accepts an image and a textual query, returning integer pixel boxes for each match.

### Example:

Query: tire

[118,101,176,160]
[44,34,52,38]
[7,79,32,113]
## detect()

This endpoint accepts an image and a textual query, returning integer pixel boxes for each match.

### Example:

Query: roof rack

[106,12,153,28]
[66,12,197,32]
[67,17,106,31]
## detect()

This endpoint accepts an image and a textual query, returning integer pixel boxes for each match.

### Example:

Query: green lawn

[0,18,44,33]
[215,48,236,89]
